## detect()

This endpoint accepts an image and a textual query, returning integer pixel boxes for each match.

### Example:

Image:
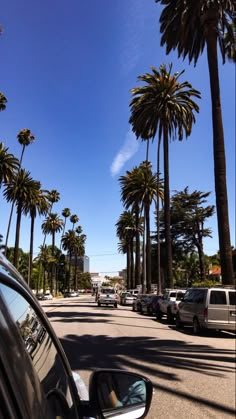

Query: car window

[191,289,205,303]
[228,291,236,306]
[176,292,185,301]
[0,283,78,418]
[102,288,115,294]
[210,290,227,305]
[169,292,176,298]
[183,289,195,302]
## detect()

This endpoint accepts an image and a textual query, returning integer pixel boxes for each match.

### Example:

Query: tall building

[69,255,90,273]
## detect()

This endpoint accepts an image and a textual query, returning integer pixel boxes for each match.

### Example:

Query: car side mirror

[89,369,153,418]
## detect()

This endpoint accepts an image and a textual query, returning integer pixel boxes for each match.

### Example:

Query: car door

[0,269,81,418]
[228,291,236,326]
[208,289,228,326]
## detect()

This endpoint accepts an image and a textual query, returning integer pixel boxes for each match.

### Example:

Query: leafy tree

[156,0,235,284]
[129,64,200,288]
[169,188,215,280]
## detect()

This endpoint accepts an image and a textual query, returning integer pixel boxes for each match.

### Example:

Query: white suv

[156,289,186,321]
[97,287,118,308]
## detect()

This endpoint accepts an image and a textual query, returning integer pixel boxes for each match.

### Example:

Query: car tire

[114,303,117,308]
[156,309,163,320]
[192,317,201,335]
[98,302,101,307]
[176,314,183,329]
[167,308,174,324]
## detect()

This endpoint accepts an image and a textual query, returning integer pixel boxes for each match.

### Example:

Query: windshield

[101,288,115,294]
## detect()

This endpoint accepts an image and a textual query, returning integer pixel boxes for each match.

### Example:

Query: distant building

[68,255,90,273]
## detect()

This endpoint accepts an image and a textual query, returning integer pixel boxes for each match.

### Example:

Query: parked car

[132,294,148,312]
[36,293,44,300]
[97,287,118,308]
[0,251,153,418]
[140,295,163,316]
[119,291,137,306]
[176,287,236,334]
[166,290,187,323]
[127,289,140,296]
[42,292,53,300]
[156,289,186,320]
[64,290,79,298]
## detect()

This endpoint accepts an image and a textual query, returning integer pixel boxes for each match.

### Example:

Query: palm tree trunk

[126,244,131,289]
[130,238,134,289]
[163,127,173,288]
[13,205,22,269]
[28,215,35,287]
[156,135,162,294]
[206,25,233,284]
[5,146,25,251]
[146,203,152,293]
[135,208,141,287]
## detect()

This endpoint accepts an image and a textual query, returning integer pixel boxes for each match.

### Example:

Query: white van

[176,287,236,334]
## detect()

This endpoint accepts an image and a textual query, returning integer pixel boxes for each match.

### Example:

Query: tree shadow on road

[59,332,235,416]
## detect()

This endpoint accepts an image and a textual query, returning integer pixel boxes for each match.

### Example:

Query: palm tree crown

[0,92,7,111]
[0,142,19,187]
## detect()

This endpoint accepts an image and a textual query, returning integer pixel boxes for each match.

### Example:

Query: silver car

[176,287,236,334]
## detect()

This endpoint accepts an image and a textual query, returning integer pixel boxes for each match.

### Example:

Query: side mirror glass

[89,370,153,418]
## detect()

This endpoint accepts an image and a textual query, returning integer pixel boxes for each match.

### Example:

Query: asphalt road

[42,295,236,419]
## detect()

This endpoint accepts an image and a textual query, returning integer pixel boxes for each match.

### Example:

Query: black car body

[140,295,163,316]
[0,252,153,418]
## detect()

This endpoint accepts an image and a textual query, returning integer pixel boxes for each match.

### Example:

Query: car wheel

[132,305,135,312]
[167,308,174,324]
[98,302,101,307]
[193,317,201,335]
[114,303,117,308]
[176,314,183,329]
[156,309,163,320]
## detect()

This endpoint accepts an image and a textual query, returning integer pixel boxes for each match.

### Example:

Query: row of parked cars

[129,287,236,335]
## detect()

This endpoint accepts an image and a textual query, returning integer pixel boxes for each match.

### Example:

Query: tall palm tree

[0,92,7,111]
[36,245,51,293]
[24,189,49,287]
[119,162,162,291]
[17,128,35,165]
[0,142,19,189]
[129,64,200,288]
[60,208,71,250]
[3,169,40,269]
[73,232,86,290]
[116,211,136,289]
[70,214,79,230]
[46,189,60,212]
[41,213,64,293]
[5,128,35,250]
[155,0,235,284]
[42,189,60,246]
[61,229,77,291]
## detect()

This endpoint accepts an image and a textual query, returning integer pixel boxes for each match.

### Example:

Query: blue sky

[0,0,235,275]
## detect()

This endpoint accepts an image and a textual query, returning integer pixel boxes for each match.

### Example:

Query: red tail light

[98,293,100,298]
[115,294,118,299]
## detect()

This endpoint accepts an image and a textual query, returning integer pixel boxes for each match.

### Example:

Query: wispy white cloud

[110,128,139,177]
